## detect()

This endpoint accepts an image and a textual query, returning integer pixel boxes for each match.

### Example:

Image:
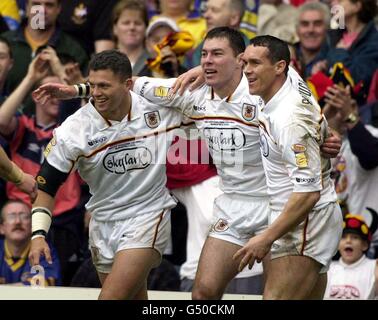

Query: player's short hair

[204,26,246,57]
[88,49,132,81]
[249,35,291,75]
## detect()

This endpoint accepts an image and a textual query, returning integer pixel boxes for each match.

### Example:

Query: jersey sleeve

[279,121,323,193]
[134,77,196,117]
[43,125,78,173]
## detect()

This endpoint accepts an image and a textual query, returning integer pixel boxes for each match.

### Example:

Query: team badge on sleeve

[292,144,308,168]
[154,86,170,98]
[242,103,256,121]
[36,175,46,185]
[144,111,161,128]
[43,135,56,158]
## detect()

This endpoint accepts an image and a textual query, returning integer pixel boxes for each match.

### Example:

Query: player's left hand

[233,233,272,272]
[321,129,341,158]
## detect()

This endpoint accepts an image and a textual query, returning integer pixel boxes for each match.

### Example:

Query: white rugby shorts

[270,202,343,273]
[89,209,171,273]
[209,193,269,247]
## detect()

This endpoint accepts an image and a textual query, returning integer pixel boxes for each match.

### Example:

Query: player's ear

[275,60,286,75]
[124,78,133,91]
[236,52,244,68]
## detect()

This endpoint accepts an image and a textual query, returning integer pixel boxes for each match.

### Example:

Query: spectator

[1,0,88,96]
[0,36,13,101]
[324,84,378,258]
[324,214,377,299]
[151,0,207,48]
[58,0,117,56]
[326,0,378,105]
[0,36,14,207]
[112,0,149,76]
[239,0,259,39]
[294,1,331,79]
[184,0,247,69]
[192,0,259,39]
[257,0,299,44]
[0,54,84,285]
[141,17,191,78]
[0,199,61,286]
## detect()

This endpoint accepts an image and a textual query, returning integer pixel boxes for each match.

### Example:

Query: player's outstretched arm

[32,82,78,103]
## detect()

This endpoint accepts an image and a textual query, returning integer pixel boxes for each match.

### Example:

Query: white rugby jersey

[325,255,376,299]
[258,67,337,212]
[134,75,267,197]
[44,91,181,221]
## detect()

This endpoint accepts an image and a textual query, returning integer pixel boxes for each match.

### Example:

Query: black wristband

[77,84,83,97]
[75,83,91,98]
[32,230,47,238]
[31,207,52,218]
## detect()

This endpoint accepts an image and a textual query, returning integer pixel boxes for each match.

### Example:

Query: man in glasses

[0,199,61,286]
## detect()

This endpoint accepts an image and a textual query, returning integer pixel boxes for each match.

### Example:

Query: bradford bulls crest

[242,103,256,121]
[144,111,161,128]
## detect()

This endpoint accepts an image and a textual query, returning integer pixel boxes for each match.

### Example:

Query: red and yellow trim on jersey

[75,123,185,161]
[188,115,259,128]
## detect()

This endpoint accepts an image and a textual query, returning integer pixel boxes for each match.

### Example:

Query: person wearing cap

[141,17,192,78]
[324,214,378,299]
[151,0,206,48]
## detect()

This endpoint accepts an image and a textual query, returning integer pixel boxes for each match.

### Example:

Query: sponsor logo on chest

[203,127,245,151]
[103,147,152,174]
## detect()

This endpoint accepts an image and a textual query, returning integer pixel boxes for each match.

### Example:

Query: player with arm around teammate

[234,36,343,299]
[28,50,184,300]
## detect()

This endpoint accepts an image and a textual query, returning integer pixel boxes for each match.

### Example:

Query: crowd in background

[0,0,377,299]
